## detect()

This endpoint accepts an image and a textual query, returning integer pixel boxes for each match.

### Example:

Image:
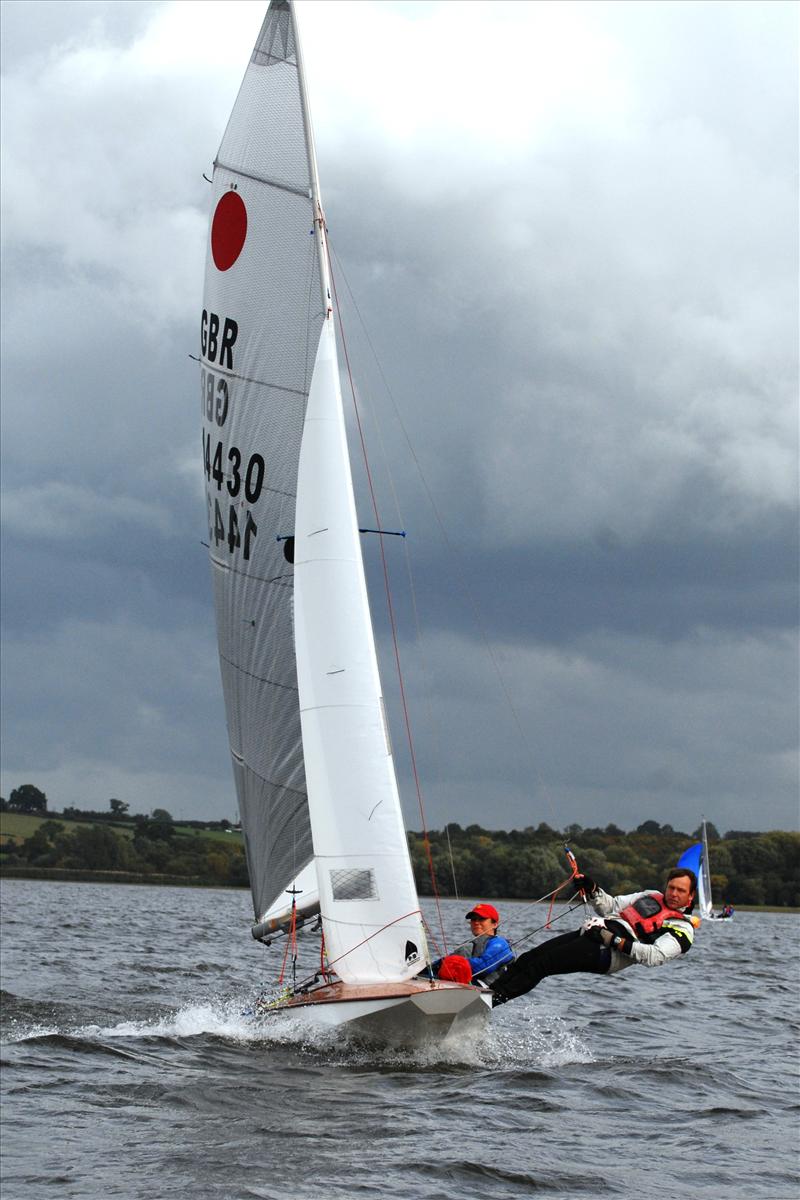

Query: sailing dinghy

[677,819,714,920]
[199,0,491,1043]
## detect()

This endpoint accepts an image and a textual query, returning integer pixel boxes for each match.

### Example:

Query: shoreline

[0,865,248,889]
[1,867,797,912]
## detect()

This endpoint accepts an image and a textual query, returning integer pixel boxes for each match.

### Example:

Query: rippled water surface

[2,880,798,1199]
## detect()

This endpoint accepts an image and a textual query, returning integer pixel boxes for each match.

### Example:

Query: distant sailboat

[677,819,714,920]
[199,0,490,1042]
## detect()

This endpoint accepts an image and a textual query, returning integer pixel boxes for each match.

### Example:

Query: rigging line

[277,897,297,984]
[445,823,460,902]
[543,854,580,930]
[501,850,581,932]
[326,241,449,956]
[326,279,447,880]
[292,908,427,990]
[419,914,444,961]
[324,254,444,817]
[508,899,585,952]
[328,249,468,905]
[328,249,562,832]
[329,304,453,870]
[320,930,328,981]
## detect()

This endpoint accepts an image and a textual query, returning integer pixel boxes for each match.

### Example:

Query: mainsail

[201,0,427,984]
[200,1,320,928]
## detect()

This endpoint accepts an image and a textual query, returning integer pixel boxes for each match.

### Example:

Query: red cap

[466,903,499,922]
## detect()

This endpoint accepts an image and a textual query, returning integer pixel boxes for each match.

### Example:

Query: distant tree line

[408,821,800,908]
[1,802,247,887]
[2,787,797,905]
[0,786,233,831]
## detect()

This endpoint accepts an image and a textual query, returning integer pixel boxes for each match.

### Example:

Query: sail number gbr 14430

[202,428,264,560]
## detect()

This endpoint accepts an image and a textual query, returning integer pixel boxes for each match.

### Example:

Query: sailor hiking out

[491,869,699,1005]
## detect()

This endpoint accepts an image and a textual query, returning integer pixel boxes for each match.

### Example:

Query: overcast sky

[1,0,797,836]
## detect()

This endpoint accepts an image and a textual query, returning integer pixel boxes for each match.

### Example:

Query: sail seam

[299,703,385,713]
[207,480,296,509]
[209,557,295,589]
[214,159,311,200]
[218,650,299,694]
[230,750,307,800]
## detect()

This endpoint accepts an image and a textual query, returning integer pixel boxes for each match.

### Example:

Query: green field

[0,813,242,847]
[1,812,52,843]
[175,825,243,844]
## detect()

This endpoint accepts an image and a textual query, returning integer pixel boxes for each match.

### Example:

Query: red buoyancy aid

[612,892,692,940]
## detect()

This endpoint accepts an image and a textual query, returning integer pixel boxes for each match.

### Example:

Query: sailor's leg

[492,930,610,1002]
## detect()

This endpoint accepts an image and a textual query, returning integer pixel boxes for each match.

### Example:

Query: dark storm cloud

[1,1,796,833]
[373,517,797,647]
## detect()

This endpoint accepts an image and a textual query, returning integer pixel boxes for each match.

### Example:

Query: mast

[701,818,713,917]
[290,0,333,319]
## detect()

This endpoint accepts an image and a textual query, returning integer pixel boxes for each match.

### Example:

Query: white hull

[259,979,492,1045]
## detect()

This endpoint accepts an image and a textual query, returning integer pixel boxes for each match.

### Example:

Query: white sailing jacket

[590,888,697,974]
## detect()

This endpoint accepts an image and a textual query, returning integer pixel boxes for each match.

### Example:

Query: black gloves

[574,873,597,896]
[583,924,633,954]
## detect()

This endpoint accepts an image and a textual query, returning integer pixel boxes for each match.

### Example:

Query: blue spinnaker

[677,843,703,878]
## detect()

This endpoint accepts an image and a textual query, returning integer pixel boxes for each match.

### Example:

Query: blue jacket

[434,933,515,984]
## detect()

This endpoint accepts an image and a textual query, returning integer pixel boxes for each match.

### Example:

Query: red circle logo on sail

[211,191,247,271]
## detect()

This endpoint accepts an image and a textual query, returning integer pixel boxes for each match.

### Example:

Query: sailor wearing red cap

[433,903,515,986]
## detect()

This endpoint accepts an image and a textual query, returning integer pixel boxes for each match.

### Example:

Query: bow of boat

[256,978,492,1044]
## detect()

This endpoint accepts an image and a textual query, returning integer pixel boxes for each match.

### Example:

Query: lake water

[1,879,798,1199]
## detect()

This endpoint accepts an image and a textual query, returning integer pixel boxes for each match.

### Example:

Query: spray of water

[4,990,594,1068]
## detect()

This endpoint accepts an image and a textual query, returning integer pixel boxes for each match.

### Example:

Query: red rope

[307,908,425,979]
[277,901,299,985]
[543,849,581,930]
[326,240,448,955]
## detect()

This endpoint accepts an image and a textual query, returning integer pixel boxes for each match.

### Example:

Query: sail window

[330,868,378,902]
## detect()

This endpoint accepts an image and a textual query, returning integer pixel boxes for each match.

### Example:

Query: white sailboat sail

[699,819,714,919]
[677,823,714,920]
[295,321,425,983]
[200,0,319,933]
[201,0,428,985]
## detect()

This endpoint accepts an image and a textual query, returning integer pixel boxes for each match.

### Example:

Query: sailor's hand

[574,873,597,897]
[597,927,614,947]
[581,916,606,942]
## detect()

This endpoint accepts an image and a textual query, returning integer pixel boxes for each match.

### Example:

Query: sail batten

[213,160,312,200]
